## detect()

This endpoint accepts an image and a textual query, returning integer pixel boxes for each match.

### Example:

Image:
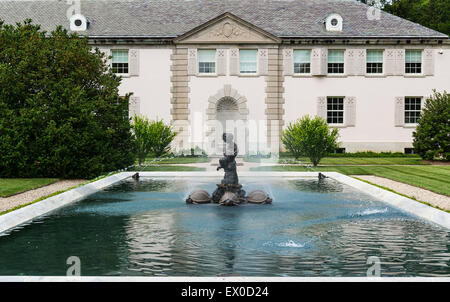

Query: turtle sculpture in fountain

[186,133,272,206]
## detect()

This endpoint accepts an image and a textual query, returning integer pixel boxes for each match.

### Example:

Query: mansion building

[1,0,449,155]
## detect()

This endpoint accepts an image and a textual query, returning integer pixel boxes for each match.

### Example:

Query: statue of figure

[217,133,239,185]
[187,132,271,206]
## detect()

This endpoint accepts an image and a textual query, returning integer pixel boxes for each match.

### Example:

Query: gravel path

[0,180,86,213]
[355,175,450,211]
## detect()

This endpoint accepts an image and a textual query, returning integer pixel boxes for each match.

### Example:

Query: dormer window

[70,14,89,31]
[325,14,343,32]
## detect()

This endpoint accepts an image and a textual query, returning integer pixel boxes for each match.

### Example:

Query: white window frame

[366,49,384,75]
[293,49,312,74]
[239,49,258,75]
[326,96,345,125]
[111,49,129,75]
[404,96,422,125]
[405,50,423,75]
[198,49,217,75]
[327,49,345,74]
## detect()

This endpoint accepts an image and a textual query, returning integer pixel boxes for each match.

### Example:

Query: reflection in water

[287,178,344,193]
[0,177,448,276]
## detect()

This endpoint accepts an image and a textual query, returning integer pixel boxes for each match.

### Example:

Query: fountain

[186,133,272,206]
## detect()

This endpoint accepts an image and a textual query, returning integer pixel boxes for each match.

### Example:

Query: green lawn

[251,165,450,196]
[132,165,206,172]
[0,178,59,197]
[246,157,428,165]
[142,157,211,165]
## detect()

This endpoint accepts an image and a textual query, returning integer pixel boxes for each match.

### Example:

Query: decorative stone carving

[283,48,293,76]
[423,48,434,76]
[317,96,327,119]
[394,96,405,127]
[176,16,279,44]
[344,96,356,127]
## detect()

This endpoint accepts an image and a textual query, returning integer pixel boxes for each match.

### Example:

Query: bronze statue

[186,133,271,206]
[217,133,239,185]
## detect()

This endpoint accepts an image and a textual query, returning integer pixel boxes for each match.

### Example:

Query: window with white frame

[239,49,257,74]
[327,97,344,124]
[366,50,383,74]
[328,50,345,74]
[404,97,422,124]
[405,50,422,74]
[293,50,311,74]
[111,49,129,74]
[198,49,216,74]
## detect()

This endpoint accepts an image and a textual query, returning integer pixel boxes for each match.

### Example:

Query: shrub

[282,115,340,166]
[148,119,177,157]
[131,115,153,165]
[0,20,135,178]
[131,116,177,163]
[413,90,450,161]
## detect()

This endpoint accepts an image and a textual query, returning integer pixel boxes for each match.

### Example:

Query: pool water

[0,177,449,276]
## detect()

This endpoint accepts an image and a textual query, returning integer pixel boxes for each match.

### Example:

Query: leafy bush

[413,91,450,161]
[148,119,177,157]
[131,115,153,165]
[282,115,340,166]
[131,115,177,163]
[0,20,135,178]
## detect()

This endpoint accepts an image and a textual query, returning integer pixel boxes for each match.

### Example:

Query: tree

[359,0,450,36]
[0,20,135,179]
[412,91,450,160]
[131,116,177,164]
[282,116,340,166]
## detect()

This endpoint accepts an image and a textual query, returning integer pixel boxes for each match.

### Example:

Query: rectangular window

[366,50,383,74]
[239,49,257,74]
[405,50,422,74]
[293,50,311,74]
[198,49,216,74]
[404,97,421,124]
[327,97,344,124]
[328,50,344,74]
[111,49,129,74]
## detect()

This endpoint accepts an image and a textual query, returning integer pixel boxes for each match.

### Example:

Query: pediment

[175,13,281,44]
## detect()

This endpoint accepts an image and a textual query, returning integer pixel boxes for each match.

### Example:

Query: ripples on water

[0,177,449,276]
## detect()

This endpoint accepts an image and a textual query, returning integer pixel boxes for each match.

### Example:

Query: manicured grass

[142,157,211,164]
[246,156,428,165]
[0,178,59,197]
[250,165,450,196]
[131,165,206,172]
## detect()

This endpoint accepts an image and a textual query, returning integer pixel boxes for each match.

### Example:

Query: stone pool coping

[0,171,449,236]
[0,172,135,234]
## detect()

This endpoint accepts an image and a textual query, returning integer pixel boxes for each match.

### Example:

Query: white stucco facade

[118,46,173,123]
[284,46,450,152]
[103,42,449,155]
[92,16,449,156]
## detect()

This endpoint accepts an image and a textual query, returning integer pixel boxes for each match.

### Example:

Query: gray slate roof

[0,0,447,39]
